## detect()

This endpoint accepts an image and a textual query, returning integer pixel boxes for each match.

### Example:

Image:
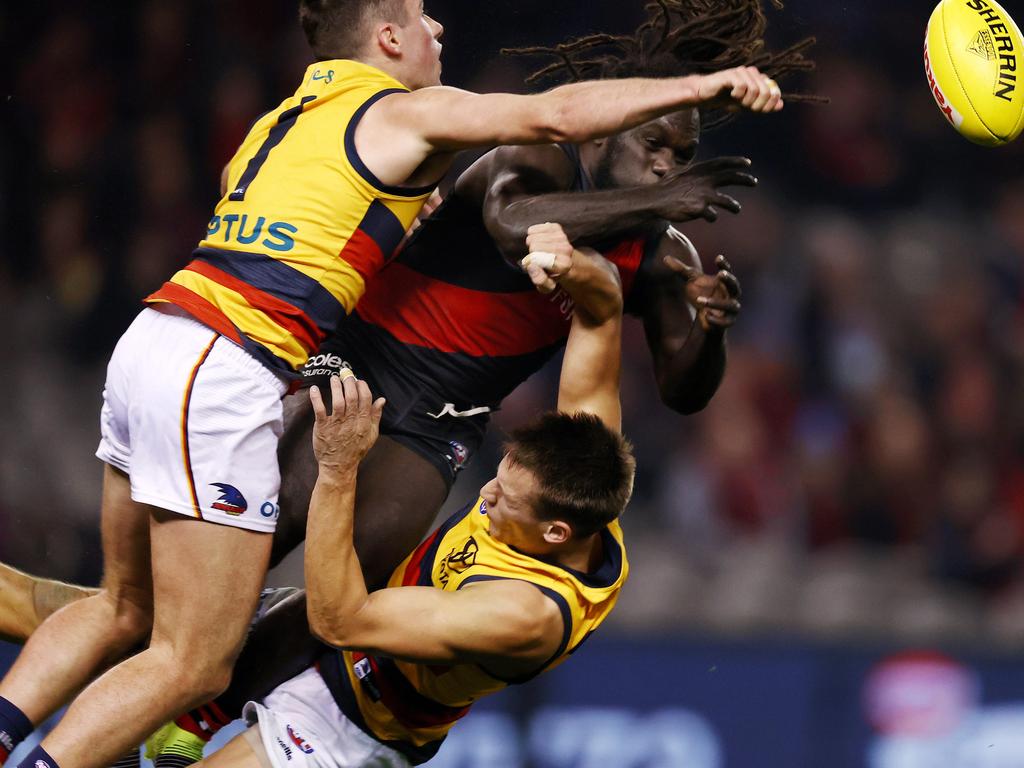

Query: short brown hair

[299,0,411,61]
[505,412,635,538]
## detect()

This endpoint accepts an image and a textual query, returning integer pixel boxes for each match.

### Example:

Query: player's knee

[180,659,234,702]
[100,589,153,645]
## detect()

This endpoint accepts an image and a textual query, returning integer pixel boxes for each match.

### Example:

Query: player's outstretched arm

[304,377,562,672]
[637,228,742,414]
[310,578,562,670]
[304,374,384,642]
[521,224,625,432]
[479,145,755,260]
[358,67,781,187]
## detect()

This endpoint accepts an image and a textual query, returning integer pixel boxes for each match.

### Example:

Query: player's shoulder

[640,224,702,276]
[460,578,562,619]
[657,225,701,266]
[488,143,577,186]
[365,85,469,119]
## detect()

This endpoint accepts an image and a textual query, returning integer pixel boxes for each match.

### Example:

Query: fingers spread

[341,373,359,416]
[719,171,757,188]
[310,385,326,420]
[331,375,347,416]
[697,296,741,314]
[718,269,742,298]
[712,193,741,214]
[663,254,698,278]
[357,379,373,416]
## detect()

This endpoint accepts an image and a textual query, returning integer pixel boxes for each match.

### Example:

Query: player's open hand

[696,66,783,113]
[522,222,574,294]
[656,157,757,223]
[666,253,742,332]
[310,372,386,476]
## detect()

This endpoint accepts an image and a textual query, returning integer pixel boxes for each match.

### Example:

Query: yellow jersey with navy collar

[317,497,628,765]
[146,59,435,377]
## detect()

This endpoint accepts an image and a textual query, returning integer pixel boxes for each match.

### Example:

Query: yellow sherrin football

[924,0,1024,145]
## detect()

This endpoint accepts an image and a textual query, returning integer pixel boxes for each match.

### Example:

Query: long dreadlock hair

[502,0,824,129]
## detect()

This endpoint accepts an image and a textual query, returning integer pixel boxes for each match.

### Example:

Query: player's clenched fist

[695,66,783,113]
[310,371,386,475]
[522,222,574,294]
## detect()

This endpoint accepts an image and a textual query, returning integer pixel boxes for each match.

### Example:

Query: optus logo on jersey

[206,215,297,252]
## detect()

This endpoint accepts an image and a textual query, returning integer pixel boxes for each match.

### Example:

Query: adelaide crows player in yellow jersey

[0,0,783,764]
[184,222,633,768]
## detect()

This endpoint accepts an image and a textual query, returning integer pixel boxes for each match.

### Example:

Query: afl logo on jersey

[438,536,478,586]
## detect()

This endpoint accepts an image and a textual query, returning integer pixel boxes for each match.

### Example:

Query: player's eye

[644,137,660,149]
[675,148,696,164]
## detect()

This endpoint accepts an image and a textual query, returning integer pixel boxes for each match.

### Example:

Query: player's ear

[376,22,402,57]
[542,521,572,545]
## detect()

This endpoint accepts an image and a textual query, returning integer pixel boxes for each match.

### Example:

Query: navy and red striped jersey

[323,145,651,419]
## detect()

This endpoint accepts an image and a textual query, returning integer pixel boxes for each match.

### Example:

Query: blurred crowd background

[3,0,1024,652]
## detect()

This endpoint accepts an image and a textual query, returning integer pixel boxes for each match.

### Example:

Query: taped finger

[522,251,558,270]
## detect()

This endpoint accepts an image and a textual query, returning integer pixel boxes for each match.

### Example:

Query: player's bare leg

[216,433,448,708]
[0,563,97,646]
[194,729,269,768]
[0,465,153,726]
[148,426,448,767]
[0,565,42,646]
[25,507,270,768]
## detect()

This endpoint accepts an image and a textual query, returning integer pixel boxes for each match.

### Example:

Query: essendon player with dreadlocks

[0,2,817,765]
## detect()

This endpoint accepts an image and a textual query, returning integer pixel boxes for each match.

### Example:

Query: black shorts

[299,328,490,490]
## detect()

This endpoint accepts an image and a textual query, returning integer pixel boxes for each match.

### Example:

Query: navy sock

[15,745,58,768]
[109,750,141,768]
[0,697,32,763]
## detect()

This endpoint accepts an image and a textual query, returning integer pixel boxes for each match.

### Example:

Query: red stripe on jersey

[357,263,571,357]
[146,283,244,346]
[183,260,325,354]
[357,238,646,359]
[610,238,644,297]
[355,653,471,729]
[338,228,386,282]
[402,528,442,587]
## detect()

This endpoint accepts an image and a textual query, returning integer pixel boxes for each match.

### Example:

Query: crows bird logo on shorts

[210,483,248,515]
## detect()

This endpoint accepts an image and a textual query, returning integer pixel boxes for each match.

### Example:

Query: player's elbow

[307,601,358,649]
[307,613,344,648]
[485,213,530,262]
[658,379,712,415]
[664,392,710,415]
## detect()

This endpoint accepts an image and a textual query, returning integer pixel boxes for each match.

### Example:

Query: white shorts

[245,668,410,768]
[96,306,289,532]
